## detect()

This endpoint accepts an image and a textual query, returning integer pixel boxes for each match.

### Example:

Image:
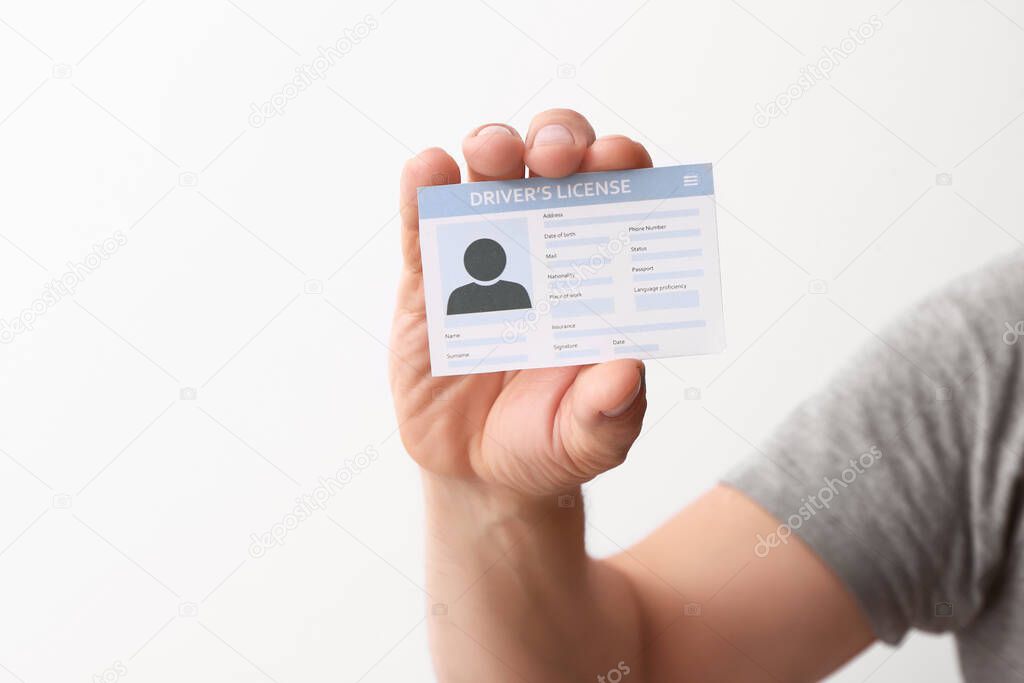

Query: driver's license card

[416,163,725,376]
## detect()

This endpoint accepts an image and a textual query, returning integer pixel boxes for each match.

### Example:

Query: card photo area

[437,219,535,317]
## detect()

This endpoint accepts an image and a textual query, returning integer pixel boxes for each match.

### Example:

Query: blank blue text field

[631,249,703,263]
[552,319,706,339]
[545,208,699,228]
[545,257,612,269]
[632,269,704,282]
[551,298,615,318]
[445,309,533,328]
[448,354,529,369]
[544,236,610,248]
[629,229,701,241]
[554,348,600,360]
[549,276,614,291]
[635,290,699,312]
[614,344,660,355]
[446,336,524,349]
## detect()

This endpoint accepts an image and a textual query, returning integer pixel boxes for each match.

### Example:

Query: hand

[389,109,652,496]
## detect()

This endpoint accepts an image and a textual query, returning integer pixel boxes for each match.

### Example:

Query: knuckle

[405,148,458,186]
[541,107,585,121]
[406,147,438,169]
[531,108,593,134]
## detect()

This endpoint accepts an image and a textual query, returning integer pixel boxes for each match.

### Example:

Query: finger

[462,123,526,181]
[399,147,461,275]
[524,108,597,178]
[578,135,653,173]
[559,359,646,478]
[392,149,459,388]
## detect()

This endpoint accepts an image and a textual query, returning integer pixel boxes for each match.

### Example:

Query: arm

[607,485,873,681]
[422,479,872,682]
[390,109,874,682]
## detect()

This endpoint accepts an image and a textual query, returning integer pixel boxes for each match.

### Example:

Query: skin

[389,108,876,682]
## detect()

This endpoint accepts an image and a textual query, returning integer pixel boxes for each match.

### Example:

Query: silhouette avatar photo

[446,238,532,315]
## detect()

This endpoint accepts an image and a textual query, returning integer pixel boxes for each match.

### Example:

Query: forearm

[422,472,644,682]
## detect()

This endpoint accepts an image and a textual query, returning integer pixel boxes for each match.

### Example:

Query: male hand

[389,109,653,496]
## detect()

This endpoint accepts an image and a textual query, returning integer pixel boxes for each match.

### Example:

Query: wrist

[421,470,588,598]
[420,470,645,682]
[422,469,578,518]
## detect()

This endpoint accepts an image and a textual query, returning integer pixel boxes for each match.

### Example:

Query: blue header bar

[418,163,713,220]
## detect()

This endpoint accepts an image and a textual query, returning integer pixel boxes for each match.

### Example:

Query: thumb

[558,360,646,480]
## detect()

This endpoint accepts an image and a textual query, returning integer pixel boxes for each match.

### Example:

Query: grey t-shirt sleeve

[722,251,1024,645]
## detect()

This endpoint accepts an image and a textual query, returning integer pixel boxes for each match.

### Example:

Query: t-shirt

[724,250,1024,682]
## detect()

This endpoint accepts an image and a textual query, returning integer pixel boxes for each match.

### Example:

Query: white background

[0,0,1021,681]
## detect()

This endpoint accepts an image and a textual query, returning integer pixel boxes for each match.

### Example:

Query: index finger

[399,147,461,274]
